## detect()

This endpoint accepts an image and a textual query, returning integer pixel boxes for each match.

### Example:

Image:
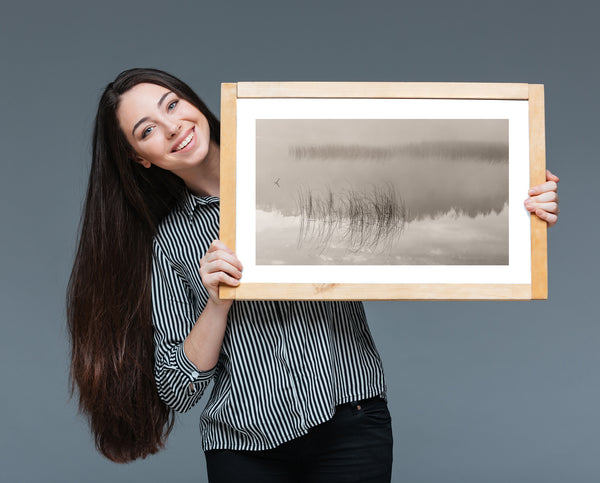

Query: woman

[67,68,559,482]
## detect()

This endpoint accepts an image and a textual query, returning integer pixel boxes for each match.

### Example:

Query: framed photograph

[219,82,547,300]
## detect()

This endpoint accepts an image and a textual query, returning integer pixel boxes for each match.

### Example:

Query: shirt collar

[181,189,219,221]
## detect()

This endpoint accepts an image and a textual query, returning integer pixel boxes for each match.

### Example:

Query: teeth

[175,132,194,151]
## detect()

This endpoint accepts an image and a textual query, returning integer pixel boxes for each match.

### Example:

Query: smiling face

[116,83,212,175]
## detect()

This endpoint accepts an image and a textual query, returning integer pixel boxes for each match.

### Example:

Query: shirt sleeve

[151,239,216,413]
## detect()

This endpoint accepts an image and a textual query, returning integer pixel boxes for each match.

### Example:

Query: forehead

[117,83,171,129]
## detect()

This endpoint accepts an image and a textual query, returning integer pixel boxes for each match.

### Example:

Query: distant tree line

[289,141,508,163]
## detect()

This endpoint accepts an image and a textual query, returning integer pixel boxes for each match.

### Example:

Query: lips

[172,127,195,152]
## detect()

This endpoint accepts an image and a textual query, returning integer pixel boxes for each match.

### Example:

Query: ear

[137,157,152,169]
[130,153,151,169]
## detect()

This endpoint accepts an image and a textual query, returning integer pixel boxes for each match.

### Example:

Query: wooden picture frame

[219,82,547,301]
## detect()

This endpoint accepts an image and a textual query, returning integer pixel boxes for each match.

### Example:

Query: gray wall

[1,1,597,481]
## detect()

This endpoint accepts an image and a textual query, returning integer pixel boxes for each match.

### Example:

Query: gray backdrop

[1,1,597,482]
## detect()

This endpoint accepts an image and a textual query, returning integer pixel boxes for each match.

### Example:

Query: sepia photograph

[255,118,509,266]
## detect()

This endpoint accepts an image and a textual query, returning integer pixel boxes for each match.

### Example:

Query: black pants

[205,396,393,483]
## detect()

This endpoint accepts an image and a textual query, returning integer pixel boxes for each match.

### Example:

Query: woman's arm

[152,240,241,413]
[183,240,243,371]
[525,169,560,227]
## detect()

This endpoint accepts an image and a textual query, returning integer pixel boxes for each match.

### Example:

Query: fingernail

[528,189,536,195]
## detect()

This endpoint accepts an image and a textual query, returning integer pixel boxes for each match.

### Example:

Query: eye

[141,126,154,139]
[168,100,178,111]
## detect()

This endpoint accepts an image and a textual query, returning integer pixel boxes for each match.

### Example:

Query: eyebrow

[131,91,174,136]
[157,90,173,109]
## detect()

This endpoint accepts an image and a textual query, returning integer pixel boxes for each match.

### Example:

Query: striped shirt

[151,189,387,451]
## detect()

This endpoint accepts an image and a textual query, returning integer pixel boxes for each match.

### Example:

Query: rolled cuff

[176,343,217,383]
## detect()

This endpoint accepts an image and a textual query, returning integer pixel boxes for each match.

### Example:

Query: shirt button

[191,371,199,379]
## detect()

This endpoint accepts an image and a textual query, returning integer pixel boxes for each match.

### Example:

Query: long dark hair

[67,68,220,462]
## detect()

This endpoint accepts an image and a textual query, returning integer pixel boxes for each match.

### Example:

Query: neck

[179,140,221,197]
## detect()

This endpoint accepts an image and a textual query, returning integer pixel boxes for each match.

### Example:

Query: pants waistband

[339,395,384,411]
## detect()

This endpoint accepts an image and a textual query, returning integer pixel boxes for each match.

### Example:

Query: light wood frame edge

[222,284,532,301]
[219,83,237,299]
[528,84,548,299]
[220,82,544,301]
[237,82,530,99]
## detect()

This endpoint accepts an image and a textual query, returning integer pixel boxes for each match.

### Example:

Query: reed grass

[296,183,407,253]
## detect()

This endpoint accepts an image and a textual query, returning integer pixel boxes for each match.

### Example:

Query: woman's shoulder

[153,190,219,258]
[154,199,190,242]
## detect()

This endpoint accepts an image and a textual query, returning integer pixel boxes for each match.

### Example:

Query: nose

[166,120,182,138]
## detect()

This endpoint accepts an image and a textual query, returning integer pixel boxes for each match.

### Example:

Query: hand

[524,169,560,227]
[199,240,243,306]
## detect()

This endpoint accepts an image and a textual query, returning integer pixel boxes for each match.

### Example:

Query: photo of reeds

[255,119,508,265]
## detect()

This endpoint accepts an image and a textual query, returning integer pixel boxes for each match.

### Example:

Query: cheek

[139,138,167,161]
[198,117,212,146]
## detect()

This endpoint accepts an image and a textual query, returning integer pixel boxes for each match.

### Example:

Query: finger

[200,259,242,278]
[207,239,236,256]
[526,191,558,203]
[201,269,242,291]
[528,180,558,196]
[534,208,558,227]
[546,169,560,183]
[202,250,243,272]
[525,201,559,213]
[213,271,241,287]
